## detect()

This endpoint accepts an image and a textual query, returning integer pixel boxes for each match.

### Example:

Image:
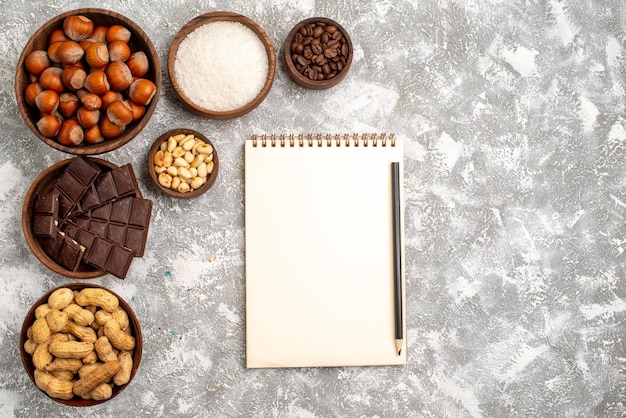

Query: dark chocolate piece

[54,157,101,221]
[84,235,134,279]
[76,164,139,213]
[32,193,59,237]
[39,231,85,271]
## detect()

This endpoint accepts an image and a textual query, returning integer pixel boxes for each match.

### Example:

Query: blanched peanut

[177,182,190,193]
[190,177,206,190]
[158,172,172,188]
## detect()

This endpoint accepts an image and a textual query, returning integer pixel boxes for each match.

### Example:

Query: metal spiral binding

[251,133,396,147]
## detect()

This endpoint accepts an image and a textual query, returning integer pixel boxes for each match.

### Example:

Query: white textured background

[1,0,625,417]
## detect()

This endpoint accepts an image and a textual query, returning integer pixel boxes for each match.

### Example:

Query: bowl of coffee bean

[284,17,352,90]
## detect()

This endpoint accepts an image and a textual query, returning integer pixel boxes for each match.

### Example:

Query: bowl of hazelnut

[284,17,353,90]
[15,8,161,155]
[148,129,219,198]
[20,283,142,406]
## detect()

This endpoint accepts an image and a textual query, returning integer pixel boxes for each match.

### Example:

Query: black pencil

[391,162,403,356]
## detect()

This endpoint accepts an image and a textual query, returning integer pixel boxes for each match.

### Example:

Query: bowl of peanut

[15,8,161,155]
[20,283,142,406]
[148,128,219,198]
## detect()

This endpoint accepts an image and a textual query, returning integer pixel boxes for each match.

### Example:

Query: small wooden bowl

[15,8,161,155]
[168,11,275,119]
[20,282,142,406]
[284,17,353,90]
[148,129,219,198]
[22,157,143,278]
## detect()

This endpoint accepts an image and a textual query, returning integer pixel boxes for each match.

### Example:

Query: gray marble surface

[1,0,625,417]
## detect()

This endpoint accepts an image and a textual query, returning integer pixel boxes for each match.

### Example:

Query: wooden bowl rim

[21,157,141,278]
[167,11,276,120]
[19,282,143,406]
[148,129,219,199]
[283,17,353,90]
[15,8,162,155]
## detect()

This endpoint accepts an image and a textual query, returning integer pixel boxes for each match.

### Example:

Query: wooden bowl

[284,17,353,90]
[22,157,143,278]
[15,8,161,155]
[20,282,142,406]
[148,129,219,198]
[168,11,275,119]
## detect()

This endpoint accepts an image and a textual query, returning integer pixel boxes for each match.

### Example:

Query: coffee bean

[324,48,338,59]
[289,20,350,82]
[296,55,307,66]
[311,44,323,55]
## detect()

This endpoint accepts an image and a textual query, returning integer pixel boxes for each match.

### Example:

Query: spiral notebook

[244,133,406,368]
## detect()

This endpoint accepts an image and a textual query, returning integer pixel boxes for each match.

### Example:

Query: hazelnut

[85,42,109,68]
[36,114,62,138]
[107,100,133,127]
[63,15,94,41]
[106,25,131,43]
[34,90,60,114]
[24,50,50,76]
[128,78,156,106]
[56,40,84,66]
[126,51,149,77]
[105,61,132,92]
[83,70,110,95]
[39,67,64,93]
[108,40,131,62]
[57,118,84,146]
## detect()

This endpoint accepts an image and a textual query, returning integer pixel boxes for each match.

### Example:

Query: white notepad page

[244,134,406,368]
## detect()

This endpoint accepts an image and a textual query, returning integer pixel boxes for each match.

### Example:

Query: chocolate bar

[40,231,85,271]
[64,222,133,279]
[70,196,152,256]
[32,192,59,237]
[77,164,139,213]
[55,157,101,221]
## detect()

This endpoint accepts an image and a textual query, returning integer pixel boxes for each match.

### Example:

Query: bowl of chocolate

[15,8,161,155]
[22,156,153,279]
[284,17,353,90]
[168,11,276,119]
[148,128,219,198]
[20,282,142,406]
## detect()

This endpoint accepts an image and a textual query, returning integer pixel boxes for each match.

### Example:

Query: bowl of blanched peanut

[20,283,142,406]
[148,128,219,198]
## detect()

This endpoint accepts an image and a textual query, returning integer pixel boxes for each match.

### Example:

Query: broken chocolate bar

[40,231,85,271]
[70,196,152,256]
[64,221,135,279]
[77,164,139,213]
[32,192,59,237]
[55,157,101,221]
